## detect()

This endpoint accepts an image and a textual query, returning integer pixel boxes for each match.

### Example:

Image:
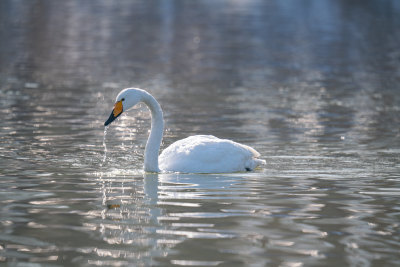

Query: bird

[104,88,265,173]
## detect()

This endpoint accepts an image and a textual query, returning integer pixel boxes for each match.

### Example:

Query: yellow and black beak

[104,100,123,126]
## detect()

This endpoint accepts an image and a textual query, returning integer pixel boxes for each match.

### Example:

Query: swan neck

[142,92,164,173]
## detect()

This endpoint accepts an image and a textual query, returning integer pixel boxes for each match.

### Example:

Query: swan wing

[159,135,265,173]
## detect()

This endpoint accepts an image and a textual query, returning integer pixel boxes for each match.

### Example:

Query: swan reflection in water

[96,172,244,264]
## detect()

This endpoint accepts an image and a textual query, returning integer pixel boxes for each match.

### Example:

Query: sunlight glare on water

[0,0,399,266]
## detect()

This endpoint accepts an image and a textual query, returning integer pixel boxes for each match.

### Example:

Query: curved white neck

[141,91,164,172]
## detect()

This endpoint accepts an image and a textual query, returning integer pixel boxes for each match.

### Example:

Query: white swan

[104,88,265,173]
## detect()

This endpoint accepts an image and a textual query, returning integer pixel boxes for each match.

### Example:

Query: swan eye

[121,98,125,101]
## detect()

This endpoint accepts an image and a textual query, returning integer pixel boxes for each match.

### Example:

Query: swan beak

[104,100,123,126]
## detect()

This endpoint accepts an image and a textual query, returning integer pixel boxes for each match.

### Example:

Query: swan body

[105,88,265,173]
[159,135,264,173]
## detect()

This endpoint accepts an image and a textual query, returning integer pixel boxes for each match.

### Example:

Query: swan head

[104,88,143,126]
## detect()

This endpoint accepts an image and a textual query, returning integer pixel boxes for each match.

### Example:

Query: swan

[104,88,265,173]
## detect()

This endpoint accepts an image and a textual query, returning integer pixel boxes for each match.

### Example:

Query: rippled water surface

[1,1,400,266]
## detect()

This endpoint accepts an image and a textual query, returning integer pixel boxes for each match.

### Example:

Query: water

[101,127,108,167]
[0,0,399,266]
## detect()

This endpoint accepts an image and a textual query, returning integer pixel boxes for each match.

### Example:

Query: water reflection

[92,172,248,265]
[0,0,400,266]
[92,168,400,266]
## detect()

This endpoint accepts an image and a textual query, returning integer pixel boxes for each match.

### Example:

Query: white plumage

[159,135,265,173]
[104,88,265,173]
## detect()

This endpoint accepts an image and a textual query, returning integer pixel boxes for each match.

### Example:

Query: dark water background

[0,1,399,266]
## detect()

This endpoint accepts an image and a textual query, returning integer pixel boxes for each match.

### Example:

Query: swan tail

[245,158,266,171]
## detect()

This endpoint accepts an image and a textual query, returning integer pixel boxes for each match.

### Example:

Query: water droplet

[101,126,108,166]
